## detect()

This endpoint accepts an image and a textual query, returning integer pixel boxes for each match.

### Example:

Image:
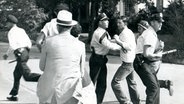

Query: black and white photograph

[0,0,184,104]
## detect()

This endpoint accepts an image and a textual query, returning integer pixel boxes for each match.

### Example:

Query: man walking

[112,16,140,104]
[3,15,41,101]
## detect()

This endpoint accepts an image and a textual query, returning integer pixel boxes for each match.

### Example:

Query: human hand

[3,54,8,60]
[159,40,164,50]
[113,34,119,40]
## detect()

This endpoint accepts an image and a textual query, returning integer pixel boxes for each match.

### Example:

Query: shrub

[0,0,47,41]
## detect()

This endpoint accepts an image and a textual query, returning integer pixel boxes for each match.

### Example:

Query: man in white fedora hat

[37,10,96,104]
[36,3,69,52]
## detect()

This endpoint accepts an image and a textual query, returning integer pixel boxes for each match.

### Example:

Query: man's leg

[95,63,107,104]
[159,80,173,96]
[89,55,106,104]
[126,71,141,104]
[89,55,101,84]
[111,63,134,104]
[140,63,160,104]
[7,63,22,101]
[19,49,40,82]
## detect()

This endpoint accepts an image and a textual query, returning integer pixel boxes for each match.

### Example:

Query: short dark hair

[71,23,82,37]
[57,24,71,33]
[54,3,69,15]
[149,13,164,22]
[117,16,129,22]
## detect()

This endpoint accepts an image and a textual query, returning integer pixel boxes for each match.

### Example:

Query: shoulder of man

[99,31,108,44]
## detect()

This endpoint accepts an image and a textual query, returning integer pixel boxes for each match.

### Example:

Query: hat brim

[57,20,77,26]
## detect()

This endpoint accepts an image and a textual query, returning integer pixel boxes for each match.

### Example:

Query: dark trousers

[89,53,108,104]
[134,55,160,104]
[9,48,41,96]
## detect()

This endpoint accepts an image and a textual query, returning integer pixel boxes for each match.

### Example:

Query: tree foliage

[163,0,184,49]
[0,0,47,40]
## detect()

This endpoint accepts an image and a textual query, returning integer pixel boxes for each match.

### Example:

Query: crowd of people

[2,3,174,104]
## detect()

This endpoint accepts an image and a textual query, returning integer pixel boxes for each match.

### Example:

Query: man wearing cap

[37,10,96,104]
[3,15,41,101]
[133,12,164,104]
[112,16,140,104]
[134,20,174,98]
[36,3,69,52]
[89,13,121,104]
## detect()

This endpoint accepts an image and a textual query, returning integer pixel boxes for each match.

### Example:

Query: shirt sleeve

[80,43,86,77]
[39,41,47,71]
[143,31,156,47]
[101,35,121,50]
[41,23,50,37]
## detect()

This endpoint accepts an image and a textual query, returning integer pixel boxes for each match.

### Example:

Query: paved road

[0,42,184,104]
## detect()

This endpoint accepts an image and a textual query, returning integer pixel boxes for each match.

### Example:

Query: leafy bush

[0,0,47,41]
[162,0,184,50]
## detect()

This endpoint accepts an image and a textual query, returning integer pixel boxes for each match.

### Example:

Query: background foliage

[0,0,47,40]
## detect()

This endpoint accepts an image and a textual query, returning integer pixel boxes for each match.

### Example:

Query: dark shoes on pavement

[7,95,18,101]
[167,80,174,96]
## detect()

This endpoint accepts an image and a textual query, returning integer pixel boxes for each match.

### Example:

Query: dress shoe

[7,95,18,101]
[167,80,174,96]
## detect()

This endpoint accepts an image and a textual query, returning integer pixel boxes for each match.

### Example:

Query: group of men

[89,11,173,104]
[2,3,173,104]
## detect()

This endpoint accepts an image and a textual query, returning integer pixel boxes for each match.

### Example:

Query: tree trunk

[88,1,98,44]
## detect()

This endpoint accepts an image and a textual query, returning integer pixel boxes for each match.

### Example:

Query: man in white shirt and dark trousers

[112,16,140,104]
[134,20,173,97]
[3,15,41,101]
[89,13,121,104]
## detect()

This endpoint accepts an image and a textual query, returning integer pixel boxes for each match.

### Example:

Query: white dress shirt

[119,26,136,63]
[136,26,158,54]
[6,25,32,55]
[41,18,59,37]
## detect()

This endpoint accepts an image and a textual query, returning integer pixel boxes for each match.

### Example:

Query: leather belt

[93,53,106,58]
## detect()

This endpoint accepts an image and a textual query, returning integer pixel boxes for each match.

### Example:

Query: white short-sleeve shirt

[41,18,59,37]
[136,26,158,54]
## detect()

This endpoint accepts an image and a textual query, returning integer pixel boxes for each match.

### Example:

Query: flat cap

[7,15,18,24]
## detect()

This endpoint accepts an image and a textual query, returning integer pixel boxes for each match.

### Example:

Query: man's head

[97,13,109,29]
[54,3,69,16]
[56,10,77,33]
[116,16,128,31]
[6,15,18,29]
[149,12,164,32]
[71,23,82,38]
[138,20,149,34]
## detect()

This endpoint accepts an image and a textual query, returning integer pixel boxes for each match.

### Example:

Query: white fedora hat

[56,10,77,26]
